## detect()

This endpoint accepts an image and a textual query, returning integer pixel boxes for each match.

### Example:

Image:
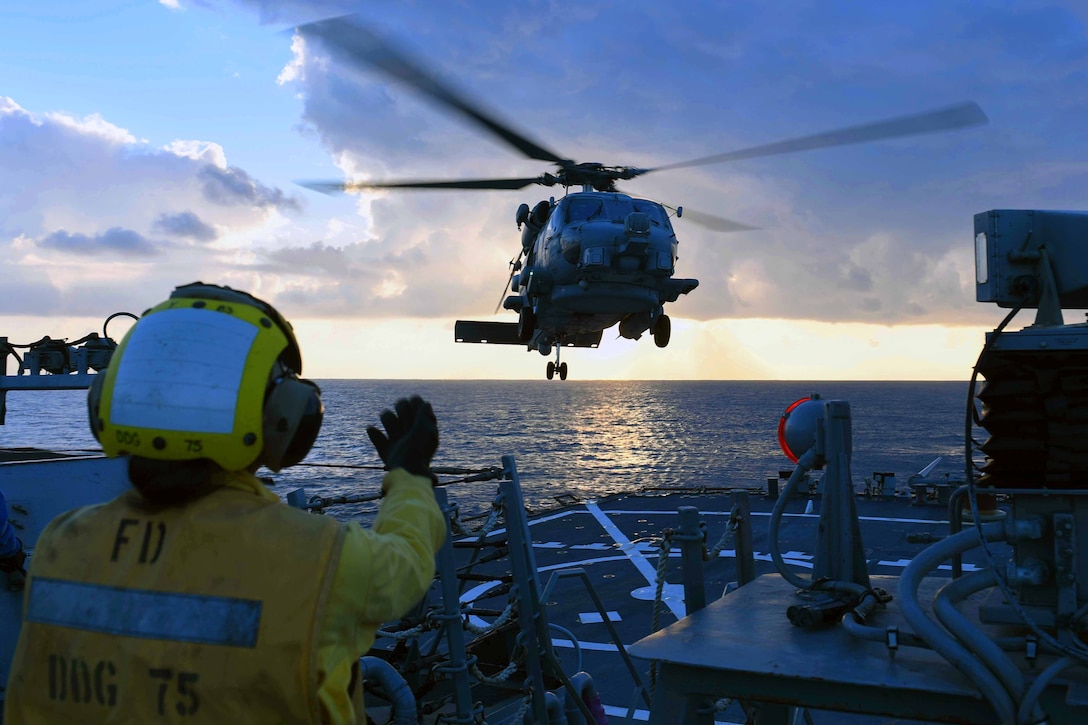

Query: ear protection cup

[261,373,324,472]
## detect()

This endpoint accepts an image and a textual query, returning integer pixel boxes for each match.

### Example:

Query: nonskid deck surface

[372,488,996,724]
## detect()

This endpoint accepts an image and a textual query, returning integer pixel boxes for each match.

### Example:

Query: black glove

[367,396,439,485]
[0,547,25,575]
[0,543,26,592]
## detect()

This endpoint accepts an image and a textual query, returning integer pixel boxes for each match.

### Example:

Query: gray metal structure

[0,334,116,426]
[288,454,632,724]
[12,205,1088,722]
[0,455,130,697]
[629,209,1088,724]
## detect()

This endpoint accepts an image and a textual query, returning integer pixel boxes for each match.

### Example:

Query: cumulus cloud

[255,241,372,279]
[199,165,302,210]
[153,211,219,242]
[44,111,141,146]
[38,227,159,256]
[11,2,1088,331]
[0,98,300,237]
[163,139,227,168]
[259,3,1049,326]
[1,96,302,316]
[200,0,357,24]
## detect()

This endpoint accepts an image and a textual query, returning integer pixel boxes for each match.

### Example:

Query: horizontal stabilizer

[455,321,524,345]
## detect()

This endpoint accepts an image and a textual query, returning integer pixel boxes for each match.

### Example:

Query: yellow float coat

[5,468,446,724]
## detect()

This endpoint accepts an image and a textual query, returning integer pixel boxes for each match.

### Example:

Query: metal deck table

[629,574,1088,724]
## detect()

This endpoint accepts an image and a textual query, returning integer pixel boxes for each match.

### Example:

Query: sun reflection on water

[2,380,969,522]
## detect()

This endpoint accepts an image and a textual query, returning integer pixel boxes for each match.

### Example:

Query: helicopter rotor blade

[672,208,760,233]
[647,101,988,173]
[632,192,758,233]
[296,16,569,166]
[298,176,552,194]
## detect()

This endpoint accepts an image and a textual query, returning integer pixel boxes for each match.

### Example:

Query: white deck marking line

[877,559,982,572]
[460,508,949,543]
[578,610,622,624]
[599,508,950,525]
[600,704,741,724]
[551,637,624,652]
[569,542,614,550]
[460,555,636,628]
[585,501,686,620]
[456,508,583,542]
[602,704,649,721]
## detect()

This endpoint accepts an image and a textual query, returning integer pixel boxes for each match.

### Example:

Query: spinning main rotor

[295,14,988,227]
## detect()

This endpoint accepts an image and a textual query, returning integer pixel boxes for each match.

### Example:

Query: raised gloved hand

[0,543,27,592]
[0,546,25,575]
[367,396,439,485]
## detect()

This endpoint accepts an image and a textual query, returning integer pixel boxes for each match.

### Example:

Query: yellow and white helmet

[88,283,322,472]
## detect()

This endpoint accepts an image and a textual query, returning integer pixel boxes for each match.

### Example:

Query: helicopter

[295,16,988,380]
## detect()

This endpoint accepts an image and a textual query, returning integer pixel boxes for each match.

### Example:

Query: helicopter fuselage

[505,191,698,345]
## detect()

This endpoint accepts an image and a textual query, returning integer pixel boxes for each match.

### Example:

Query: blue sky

[3,1,1088,379]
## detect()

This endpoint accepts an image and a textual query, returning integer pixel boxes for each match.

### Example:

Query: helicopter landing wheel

[518,307,536,342]
[558,362,568,381]
[653,314,671,348]
[546,361,555,380]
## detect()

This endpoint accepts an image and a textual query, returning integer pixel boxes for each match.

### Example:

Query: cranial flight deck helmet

[88,282,323,472]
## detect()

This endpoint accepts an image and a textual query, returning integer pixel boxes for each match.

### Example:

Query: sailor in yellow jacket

[4,282,446,724]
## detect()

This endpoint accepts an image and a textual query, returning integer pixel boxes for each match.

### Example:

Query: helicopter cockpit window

[566,198,604,223]
[631,201,668,228]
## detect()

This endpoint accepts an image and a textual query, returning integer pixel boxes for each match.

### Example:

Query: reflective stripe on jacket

[6,469,342,723]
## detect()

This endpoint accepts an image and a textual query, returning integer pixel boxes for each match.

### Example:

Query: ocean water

[1,380,972,519]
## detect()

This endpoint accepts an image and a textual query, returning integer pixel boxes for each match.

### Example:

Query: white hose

[897,523,1015,724]
[769,448,818,589]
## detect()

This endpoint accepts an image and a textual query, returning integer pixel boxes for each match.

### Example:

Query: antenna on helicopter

[495,256,522,315]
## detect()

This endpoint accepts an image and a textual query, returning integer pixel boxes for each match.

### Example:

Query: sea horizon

[2,380,975,519]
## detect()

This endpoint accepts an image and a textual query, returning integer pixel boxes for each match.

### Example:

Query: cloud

[38,227,160,256]
[0,270,64,316]
[254,241,373,280]
[44,111,140,146]
[10,2,1088,333]
[153,211,219,242]
[0,96,302,316]
[199,165,302,211]
[260,3,1035,327]
[163,139,227,168]
[201,0,359,24]
[0,97,300,240]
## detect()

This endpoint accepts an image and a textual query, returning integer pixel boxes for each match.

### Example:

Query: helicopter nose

[621,238,650,256]
[625,212,651,236]
[620,212,652,257]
